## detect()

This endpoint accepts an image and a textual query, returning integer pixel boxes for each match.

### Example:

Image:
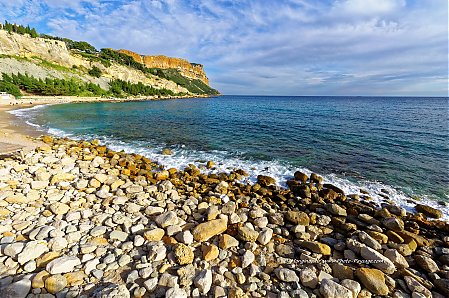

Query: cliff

[118,49,209,85]
[0,30,218,95]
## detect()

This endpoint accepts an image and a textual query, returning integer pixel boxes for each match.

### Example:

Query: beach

[0,97,448,297]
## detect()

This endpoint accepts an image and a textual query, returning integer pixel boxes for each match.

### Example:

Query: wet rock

[415,204,442,219]
[257,175,276,187]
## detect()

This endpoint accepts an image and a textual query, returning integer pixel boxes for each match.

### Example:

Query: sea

[10,96,449,219]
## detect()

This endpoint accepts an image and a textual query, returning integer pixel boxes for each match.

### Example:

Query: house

[0,92,15,100]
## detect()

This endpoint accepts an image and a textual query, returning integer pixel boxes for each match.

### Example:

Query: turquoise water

[14,96,449,217]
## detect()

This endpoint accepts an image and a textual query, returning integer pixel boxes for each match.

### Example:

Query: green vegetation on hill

[0,73,180,98]
[152,68,220,95]
[0,81,22,97]
[109,79,175,97]
[1,21,38,38]
[1,73,107,97]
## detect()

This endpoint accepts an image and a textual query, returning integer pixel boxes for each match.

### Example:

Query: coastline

[0,96,448,297]
[0,93,214,155]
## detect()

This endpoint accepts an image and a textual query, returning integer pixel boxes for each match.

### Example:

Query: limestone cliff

[0,30,208,94]
[118,49,209,85]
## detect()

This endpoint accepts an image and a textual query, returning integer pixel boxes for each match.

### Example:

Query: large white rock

[46,256,81,274]
[18,241,49,265]
[320,279,353,298]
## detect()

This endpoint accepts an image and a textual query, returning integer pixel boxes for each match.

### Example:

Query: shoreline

[0,93,215,155]
[0,99,448,297]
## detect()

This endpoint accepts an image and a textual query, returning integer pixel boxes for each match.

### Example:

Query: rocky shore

[0,136,448,298]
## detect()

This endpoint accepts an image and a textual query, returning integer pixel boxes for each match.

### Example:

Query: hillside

[0,23,219,97]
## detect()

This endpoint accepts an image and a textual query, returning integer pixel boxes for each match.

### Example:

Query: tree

[0,81,22,97]
[88,66,102,78]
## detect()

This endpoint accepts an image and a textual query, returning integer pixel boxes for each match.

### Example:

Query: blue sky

[0,0,447,96]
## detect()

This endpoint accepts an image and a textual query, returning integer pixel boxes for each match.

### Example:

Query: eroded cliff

[118,49,209,85]
[0,30,218,95]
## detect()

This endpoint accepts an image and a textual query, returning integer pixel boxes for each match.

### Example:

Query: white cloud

[0,0,446,96]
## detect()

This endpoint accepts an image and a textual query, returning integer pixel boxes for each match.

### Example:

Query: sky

[0,0,447,96]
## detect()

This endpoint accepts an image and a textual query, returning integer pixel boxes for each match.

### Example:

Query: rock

[326,203,347,216]
[341,279,361,298]
[355,268,389,296]
[383,217,404,231]
[49,202,70,215]
[18,240,49,265]
[237,226,259,242]
[415,204,442,219]
[257,228,273,245]
[162,148,173,155]
[50,172,76,184]
[285,211,310,225]
[192,218,228,242]
[94,284,130,298]
[257,175,276,186]
[294,171,308,182]
[45,274,67,294]
[32,270,50,288]
[173,243,194,265]
[110,230,128,241]
[358,231,382,250]
[2,278,31,298]
[404,276,431,297]
[301,241,331,255]
[64,271,87,286]
[31,180,49,190]
[155,211,178,228]
[194,269,213,295]
[215,181,229,194]
[202,244,219,261]
[46,256,81,274]
[166,287,188,298]
[219,234,239,249]
[320,279,353,298]
[300,267,318,288]
[4,242,25,258]
[155,170,170,180]
[176,230,194,244]
[360,246,396,274]
[275,268,299,282]
[434,279,449,297]
[414,255,439,273]
[143,228,165,241]
[331,263,354,280]
[241,250,255,268]
[384,249,409,269]
[143,278,158,292]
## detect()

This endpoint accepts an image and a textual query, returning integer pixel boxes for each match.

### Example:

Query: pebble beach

[0,100,449,298]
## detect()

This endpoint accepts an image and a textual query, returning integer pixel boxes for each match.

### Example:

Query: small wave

[44,127,449,221]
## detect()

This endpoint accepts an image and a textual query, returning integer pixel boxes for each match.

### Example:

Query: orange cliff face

[118,49,209,85]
